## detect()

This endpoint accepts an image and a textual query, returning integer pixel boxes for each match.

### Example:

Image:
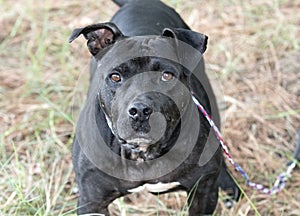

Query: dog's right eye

[161,71,174,82]
[110,73,122,83]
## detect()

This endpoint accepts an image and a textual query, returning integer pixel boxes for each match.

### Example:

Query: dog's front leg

[77,196,109,216]
[76,172,122,215]
[186,175,219,216]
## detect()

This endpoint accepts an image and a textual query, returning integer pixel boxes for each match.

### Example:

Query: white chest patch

[128,182,180,193]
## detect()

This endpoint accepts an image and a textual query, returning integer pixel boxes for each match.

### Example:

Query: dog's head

[70,23,208,161]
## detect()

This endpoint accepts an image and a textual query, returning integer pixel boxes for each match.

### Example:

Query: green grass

[1,0,299,215]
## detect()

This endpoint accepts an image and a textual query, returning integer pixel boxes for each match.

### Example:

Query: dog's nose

[128,103,153,122]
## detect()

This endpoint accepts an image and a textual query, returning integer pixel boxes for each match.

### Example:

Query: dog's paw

[222,187,241,209]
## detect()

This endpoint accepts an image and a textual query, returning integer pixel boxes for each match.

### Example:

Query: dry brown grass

[0,0,299,215]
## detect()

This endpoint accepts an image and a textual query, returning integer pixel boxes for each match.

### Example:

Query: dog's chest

[127,182,180,193]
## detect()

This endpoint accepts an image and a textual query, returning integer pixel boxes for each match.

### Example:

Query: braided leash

[191,94,297,195]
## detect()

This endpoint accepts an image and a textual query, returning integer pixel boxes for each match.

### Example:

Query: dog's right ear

[69,22,124,56]
[162,28,208,54]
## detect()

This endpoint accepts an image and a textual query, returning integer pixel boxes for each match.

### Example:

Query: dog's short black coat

[69,0,241,215]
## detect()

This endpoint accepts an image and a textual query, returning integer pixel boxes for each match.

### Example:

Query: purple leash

[191,94,297,195]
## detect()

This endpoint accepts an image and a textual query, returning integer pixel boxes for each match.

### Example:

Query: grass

[0,0,299,215]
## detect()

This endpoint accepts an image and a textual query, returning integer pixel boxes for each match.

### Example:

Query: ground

[0,0,299,215]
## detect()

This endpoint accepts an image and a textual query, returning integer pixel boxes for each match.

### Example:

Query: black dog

[69,0,241,215]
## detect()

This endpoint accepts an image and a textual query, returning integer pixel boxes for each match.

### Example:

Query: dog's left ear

[69,22,124,56]
[162,28,208,54]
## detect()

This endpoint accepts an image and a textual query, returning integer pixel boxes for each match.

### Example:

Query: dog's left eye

[161,71,174,82]
[110,73,122,83]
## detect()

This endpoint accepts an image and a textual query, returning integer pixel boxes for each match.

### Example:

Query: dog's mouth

[120,138,159,162]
